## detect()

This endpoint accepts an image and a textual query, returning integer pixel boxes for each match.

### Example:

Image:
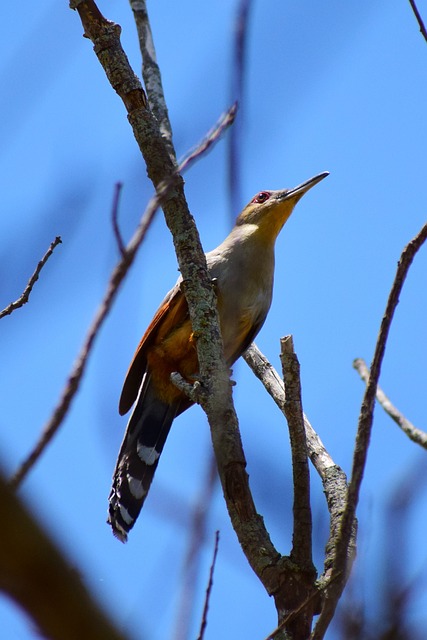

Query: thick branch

[353,357,427,449]
[0,471,127,640]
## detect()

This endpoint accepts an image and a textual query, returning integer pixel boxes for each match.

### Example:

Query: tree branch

[280,336,313,571]
[0,237,62,320]
[408,0,427,43]
[353,357,427,448]
[128,0,174,156]
[312,220,427,639]
[196,530,220,640]
[111,181,125,256]
[243,343,350,610]
[0,470,128,640]
[67,2,327,630]
[10,104,236,490]
[228,0,252,218]
[9,188,162,490]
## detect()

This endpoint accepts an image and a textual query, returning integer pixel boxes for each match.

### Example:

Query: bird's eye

[252,191,271,204]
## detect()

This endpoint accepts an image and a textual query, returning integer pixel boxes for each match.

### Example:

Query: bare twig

[9,106,236,490]
[0,471,127,640]
[196,531,220,640]
[0,237,62,320]
[179,104,237,174]
[280,336,313,572]
[9,193,160,490]
[111,182,125,256]
[174,454,217,640]
[408,0,427,42]
[353,357,427,449]
[129,0,174,154]
[312,220,427,639]
[228,0,252,219]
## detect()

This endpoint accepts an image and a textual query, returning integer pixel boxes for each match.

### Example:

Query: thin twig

[0,237,62,320]
[174,455,217,640]
[9,196,159,491]
[408,0,427,42]
[129,0,174,155]
[228,0,252,219]
[353,357,427,449]
[196,531,220,640]
[280,336,313,572]
[111,182,125,256]
[9,107,236,490]
[312,220,427,639]
[178,104,237,174]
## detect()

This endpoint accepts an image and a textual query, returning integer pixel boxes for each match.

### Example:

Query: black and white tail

[108,374,179,542]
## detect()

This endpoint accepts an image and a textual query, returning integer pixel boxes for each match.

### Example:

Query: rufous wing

[118,283,189,415]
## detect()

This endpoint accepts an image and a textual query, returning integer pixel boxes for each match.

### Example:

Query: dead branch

[128,0,174,156]
[408,0,427,42]
[196,531,220,640]
[312,220,427,639]
[111,181,125,256]
[228,0,253,218]
[353,357,427,449]
[0,236,62,320]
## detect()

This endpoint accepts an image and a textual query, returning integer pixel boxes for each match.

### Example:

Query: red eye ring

[252,191,271,204]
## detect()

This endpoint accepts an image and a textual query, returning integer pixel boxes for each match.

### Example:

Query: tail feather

[108,375,180,542]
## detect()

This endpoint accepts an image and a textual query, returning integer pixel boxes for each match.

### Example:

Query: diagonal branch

[312,220,427,639]
[196,531,220,640]
[408,0,427,43]
[9,189,160,490]
[9,105,236,490]
[0,470,127,640]
[353,357,427,449]
[0,237,62,320]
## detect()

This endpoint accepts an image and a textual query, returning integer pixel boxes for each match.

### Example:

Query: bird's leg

[170,371,206,404]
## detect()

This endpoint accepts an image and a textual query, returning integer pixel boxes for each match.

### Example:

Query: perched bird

[108,171,328,541]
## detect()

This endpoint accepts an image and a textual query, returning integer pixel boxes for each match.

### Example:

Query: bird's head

[235,171,329,242]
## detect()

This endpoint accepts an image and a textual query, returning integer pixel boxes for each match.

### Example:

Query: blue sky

[1,1,427,638]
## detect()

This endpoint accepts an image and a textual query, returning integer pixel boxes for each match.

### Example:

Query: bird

[108,171,328,541]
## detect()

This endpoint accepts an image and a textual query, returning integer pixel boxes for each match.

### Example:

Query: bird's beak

[277,171,329,202]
